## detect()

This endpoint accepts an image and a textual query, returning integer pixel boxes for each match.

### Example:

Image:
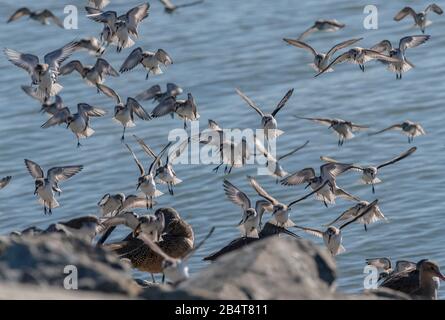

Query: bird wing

[135,85,162,101]
[149,142,172,175]
[95,58,119,77]
[339,199,378,230]
[297,25,317,41]
[4,48,39,75]
[155,49,173,65]
[86,10,117,24]
[184,226,216,261]
[394,7,417,21]
[7,7,32,23]
[325,38,363,60]
[138,233,172,261]
[247,176,279,205]
[97,83,121,104]
[368,124,403,136]
[282,38,317,56]
[127,98,151,120]
[235,88,264,117]
[77,103,107,117]
[44,41,80,70]
[288,180,330,207]
[41,107,71,128]
[271,88,294,117]
[380,269,419,293]
[399,35,430,54]
[366,258,392,270]
[362,49,400,64]
[321,162,353,180]
[377,147,417,169]
[294,225,323,238]
[47,166,83,184]
[280,168,316,185]
[425,3,443,15]
[24,159,44,179]
[370,40,393,53]
[125,3,150,36]
[325,205,359,226]
[125,143,145,176]
[59,60,84,76]
[223,179,251,210]
[395,260,417,273]
[278,140,309,161]
[208,119,223,132]
[349,122,369,131]
[119,47,144,73]
[0,176,12,189]
[314,51,352,77]
[39,9,64,28]
[151,97,176,118]
[133,134,158,162]
[294,115,333,126]
[320,156,363,171]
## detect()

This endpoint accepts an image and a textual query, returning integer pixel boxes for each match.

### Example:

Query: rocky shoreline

[0,232,410,300]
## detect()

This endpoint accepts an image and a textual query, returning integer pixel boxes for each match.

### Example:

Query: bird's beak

[34,187,38,195]
[436,271,445,281]
[237,218,245,226]
[328,234,331,242]
[136,183,141,190]
[328,124,333,129]
[66,122,70,129]
[304,183,310,189]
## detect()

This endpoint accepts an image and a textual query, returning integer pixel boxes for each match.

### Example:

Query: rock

[0,233,140,297]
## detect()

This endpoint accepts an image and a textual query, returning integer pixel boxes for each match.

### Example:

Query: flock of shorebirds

[0,1,444,299]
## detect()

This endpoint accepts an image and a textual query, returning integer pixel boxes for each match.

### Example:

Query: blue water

[0,0,444,298]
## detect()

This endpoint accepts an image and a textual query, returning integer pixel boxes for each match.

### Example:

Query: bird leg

[213,162,223,173]
[77,138,82,148]
[364,224,368,232]
[162,274,165,284]
[371,183,375,194]
[183,121,187,130]
[145,73,149,80]
[146,196,149,210]
[121,127,126,142]
[151,273,156,283]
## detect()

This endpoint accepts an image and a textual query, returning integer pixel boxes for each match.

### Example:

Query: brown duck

[106,207,194,274]
[380,259,445,300]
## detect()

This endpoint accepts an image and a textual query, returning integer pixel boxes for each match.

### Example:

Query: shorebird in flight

[120,47,172,78]
[369,121,425,143]
[150,93,199,129]
[371,35,430,79]
[321,147,417,193]
[125,141,172,208]
[314,47,400,75]
[394,4,443,33]
[248,176,329,228]
[7,8,64,28]
[281,162,359,207]
[24,159,83,215]
[98,193,156,217]
[235,88,294,140]
[325,200,387,231]
[160,0,205,13]
[294,199,379,256]
[97,84,151,141]
[78,37,106,56]
[295,116,368,146]
[59,58,119,89]
[41,103,106,147]
[135,83,183,105]
[283,37,362,73]
[88,0,111,10]
[4,41,80,101]
[297,20,345,41]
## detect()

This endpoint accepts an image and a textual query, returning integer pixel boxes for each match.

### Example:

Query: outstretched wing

[288,180,330,207]
[41,107,71,128]
[149,142,172,175]
[235,88,264,117]
[24,159,44,179]
[4,48,39,75]
[314,51,352,77]
[47,166,83,184]
[125,143,145,176]
[127,98,151,120]
[294,225,323,238]
[366,257,392,270]
[271,89,294,117]
[339,200,378,230]
[184,226,215,261]
[295,116,333,126]
[119,47,144,73]
[223,179,251,210]
[95,58,119,77]
[133,135,157,161]
[151,97,176,118]
[44,41,80,70]
[135,85,162,101]
[370,40,393,53]
[368,124,403,136]
[155,49,173,65]
[97,84,121,104]
[39,9,64,28]
[247,176,279,205]
[283,38,317,56]
[399,35,430,54]
[7,7,32,23]
[297,25,317,41]
[394,7,417,21]
[122,195,154,211]
[280,168,316,185]
[59,60,84,76]
[278,140,309,161]
[77,103,107,117]
[0,176,12,189]
[425,3,443,15]
[377,147,416,169]
[325,38,363,60]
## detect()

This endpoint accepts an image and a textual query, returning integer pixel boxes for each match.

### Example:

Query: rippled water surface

[0,0,444,297]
